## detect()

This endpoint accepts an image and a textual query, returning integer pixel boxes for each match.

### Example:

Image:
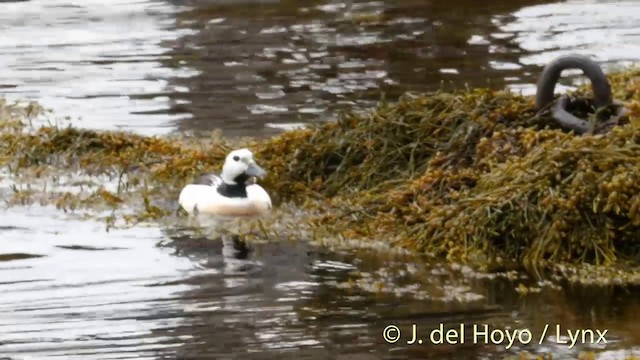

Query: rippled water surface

[2,0,640,136]
[2,207,640,360]
[2,0,640,359]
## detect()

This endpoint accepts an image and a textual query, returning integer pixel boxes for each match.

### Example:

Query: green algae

[2,69,640,285]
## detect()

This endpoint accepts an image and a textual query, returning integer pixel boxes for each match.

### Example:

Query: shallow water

[2,207,640,360]
[2,0,640,359]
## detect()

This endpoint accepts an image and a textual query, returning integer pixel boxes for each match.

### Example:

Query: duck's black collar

[217,183,247,198]
[193,173,251,198]
[216,173,250,198]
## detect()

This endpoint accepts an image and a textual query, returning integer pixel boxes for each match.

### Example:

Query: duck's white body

[178,148,272,221]
[179,180,271,219]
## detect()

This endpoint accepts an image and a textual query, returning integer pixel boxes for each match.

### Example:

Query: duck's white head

[220,148,267,185]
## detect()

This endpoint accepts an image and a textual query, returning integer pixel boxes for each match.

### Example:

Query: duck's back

[179,174,222,215]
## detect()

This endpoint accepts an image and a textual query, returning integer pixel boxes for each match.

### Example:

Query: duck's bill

[245,162,267,178]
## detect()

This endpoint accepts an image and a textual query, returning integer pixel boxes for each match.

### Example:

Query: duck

[178,148,272,220]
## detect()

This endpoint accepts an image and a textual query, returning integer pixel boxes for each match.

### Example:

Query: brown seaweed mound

[255,69,640,273]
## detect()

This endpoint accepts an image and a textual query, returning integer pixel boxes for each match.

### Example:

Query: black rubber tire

[535,54,612,110]
[551,96,590,134]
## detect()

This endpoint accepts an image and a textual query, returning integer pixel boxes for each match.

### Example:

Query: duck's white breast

[246,184,272,213]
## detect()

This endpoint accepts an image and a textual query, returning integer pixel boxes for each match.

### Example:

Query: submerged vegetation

[2,69,640,283]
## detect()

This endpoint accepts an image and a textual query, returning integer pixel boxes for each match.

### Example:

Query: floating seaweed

[2,67,640,284]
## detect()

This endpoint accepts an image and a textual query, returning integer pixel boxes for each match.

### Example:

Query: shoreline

[2,68,640,286]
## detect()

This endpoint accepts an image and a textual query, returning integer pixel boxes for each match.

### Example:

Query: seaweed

[2,68,640,283]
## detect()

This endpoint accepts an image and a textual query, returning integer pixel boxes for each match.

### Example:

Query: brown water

[2,0,640,359]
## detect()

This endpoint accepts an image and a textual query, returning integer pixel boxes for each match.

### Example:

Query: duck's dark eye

[233,156,240,161]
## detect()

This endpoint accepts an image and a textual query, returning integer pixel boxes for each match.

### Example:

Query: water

[2,208,640,359]
[2,0,640,359]
[2,0,640,137]
[0,206,637,360]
